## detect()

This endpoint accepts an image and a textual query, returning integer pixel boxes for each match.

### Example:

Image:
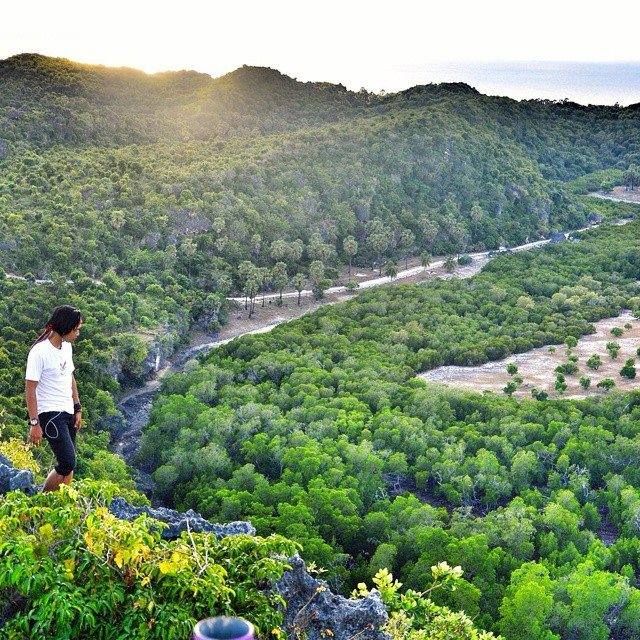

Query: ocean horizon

[370,61,640,106]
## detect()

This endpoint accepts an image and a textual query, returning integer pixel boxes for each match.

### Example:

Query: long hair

[32,305,83,346]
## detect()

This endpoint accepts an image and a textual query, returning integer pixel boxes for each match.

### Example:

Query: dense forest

[133,221,640,638]
[1,53,640,638]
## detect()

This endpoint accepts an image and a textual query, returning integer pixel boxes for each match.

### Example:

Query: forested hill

[0,53,365,148]
[2,53,639,273]
[2,53,640,178]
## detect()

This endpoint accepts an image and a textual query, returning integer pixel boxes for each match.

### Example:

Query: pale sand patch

[419,312,639,399]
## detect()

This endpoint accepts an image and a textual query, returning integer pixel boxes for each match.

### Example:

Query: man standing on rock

[25,305,84,492]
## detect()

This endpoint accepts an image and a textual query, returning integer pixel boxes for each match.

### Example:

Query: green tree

[606,341,621,359]
[292,273,306,306]
[384,261,398,280]
[555,374,567,395]
[620,358,636,379]
[309,260,327,300]
[271,262,289,306]
[498,563,558,640]
[343,235,358,278]
[398,228,415,270]
[587,354,602,370]
[443,256,456,273]
[596,378,615,391]
[270,239,288,262]
[503,380,518,396]
[288,239,305,265]
[623,163,640,190]
[565,335,578,351]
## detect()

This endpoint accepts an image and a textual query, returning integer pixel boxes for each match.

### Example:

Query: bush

[0,481,298,639]
[555,362,578,376]
[587,354,602,370]
[606,342,621,359]
[620,358,637,379]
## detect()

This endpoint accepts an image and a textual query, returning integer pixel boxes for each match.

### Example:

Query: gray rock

[0,455,36,496]
[549,231,567,244]
[276,555,390,640]
[108,497,256,540]
[9,469,35,493]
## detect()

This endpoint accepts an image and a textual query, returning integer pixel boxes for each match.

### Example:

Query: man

[25,305,83,492]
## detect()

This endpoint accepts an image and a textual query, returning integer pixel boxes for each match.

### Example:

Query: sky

[3,0,640,103]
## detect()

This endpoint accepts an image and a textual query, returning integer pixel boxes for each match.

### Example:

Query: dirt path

[588,187,640,205]
[419,312,639,399]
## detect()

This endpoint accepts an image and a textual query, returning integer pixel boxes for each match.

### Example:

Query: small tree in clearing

[565,336,578,352]
[579,376,591,390]
[503,381,518,396]
[597,378,616,392]
[606,342,621,359]
[620,358,637,379]
[587,354,602,370]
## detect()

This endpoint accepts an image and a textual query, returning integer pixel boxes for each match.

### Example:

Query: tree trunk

[297,291,301,306]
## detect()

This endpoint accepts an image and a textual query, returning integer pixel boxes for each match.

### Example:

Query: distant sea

[383,62,640,106]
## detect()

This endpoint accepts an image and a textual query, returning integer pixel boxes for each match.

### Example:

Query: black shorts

[39,411,77,476]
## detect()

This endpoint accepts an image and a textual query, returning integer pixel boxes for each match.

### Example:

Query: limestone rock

[108,497,256,540]
[276,555,390,640]
[0,455,36,495]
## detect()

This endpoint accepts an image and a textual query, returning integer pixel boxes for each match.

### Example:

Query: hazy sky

[2,0,640,97]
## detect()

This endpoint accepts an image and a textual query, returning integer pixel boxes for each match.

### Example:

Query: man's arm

[72,375,80,405]
[72,375,82,429]
[25,380,42,444]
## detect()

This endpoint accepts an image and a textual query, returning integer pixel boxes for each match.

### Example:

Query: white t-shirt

[25,339,75,414]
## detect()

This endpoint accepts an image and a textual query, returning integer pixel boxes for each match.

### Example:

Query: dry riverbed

[419,312,639,399]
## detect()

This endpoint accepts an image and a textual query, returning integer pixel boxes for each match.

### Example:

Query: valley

[2,53,640,640]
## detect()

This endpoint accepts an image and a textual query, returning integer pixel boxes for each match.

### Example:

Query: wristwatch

[29,418,39,426]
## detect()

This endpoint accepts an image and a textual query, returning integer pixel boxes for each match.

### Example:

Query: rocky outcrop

[277,555,390,640]
[109,497,256,540]
[0,454,36,496]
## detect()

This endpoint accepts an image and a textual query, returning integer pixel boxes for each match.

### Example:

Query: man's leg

[42,468,66,492]
[42,413,76,492]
